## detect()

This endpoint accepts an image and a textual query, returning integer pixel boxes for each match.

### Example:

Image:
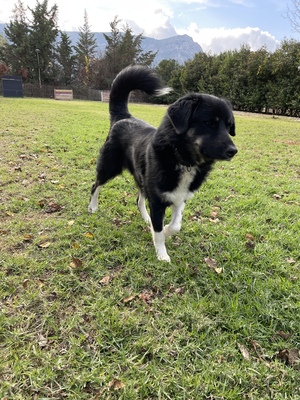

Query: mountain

[64,31,203,65]
[0,23,202,65]
[141,35,203,65]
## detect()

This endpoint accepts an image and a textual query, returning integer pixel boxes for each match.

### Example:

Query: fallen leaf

[209,218,220,223]
[70,258,83,268]
[72,242,80,249]
[286,258,296,265]
[245,233,255,241]
[237,342,251,361]
[245,240,255,249]
[210,211,218,218]
[23,234,33,242]
[23,279,30,288]
[38,241,51,249]
[36,279,44,288]
[38,173,46,180]
[100,275,111,285]
[85,232,94,239]
[138,290,155,303]
[276,331,292,340]
[37,334,48,348]
[45,202,62,213]
[68,220,75,226]
[123,295,136,304]
[205,257,217,269]
[205,257,223,274]
[174,286,185,295]
[276,348,300,366]
[189,210,202,221]
[214,267,223,274]
[38,199,46,208]
[108,379,125,391]
[113,218,123,227]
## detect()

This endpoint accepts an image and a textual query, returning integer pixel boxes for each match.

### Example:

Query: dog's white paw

[88,203,98,213]
[143,214,151,225]
[164,224,173,238]
[157,253,171,262]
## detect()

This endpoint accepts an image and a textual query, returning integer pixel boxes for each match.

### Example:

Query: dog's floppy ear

[223,98,236,137]
[167,97,197,135]
[229,121,236,137]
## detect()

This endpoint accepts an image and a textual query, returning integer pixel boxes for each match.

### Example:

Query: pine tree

[3,0,30,75]
[55,32,76,85]
[74,9,97,86]
[28,0,59,84]
[103,16,123,78]
[119,25,156,67]
[103,17,157,83]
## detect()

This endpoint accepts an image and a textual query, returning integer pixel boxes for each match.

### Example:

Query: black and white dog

[88,65,237,262]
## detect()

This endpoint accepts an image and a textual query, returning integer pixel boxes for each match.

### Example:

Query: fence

[0,83,103,101]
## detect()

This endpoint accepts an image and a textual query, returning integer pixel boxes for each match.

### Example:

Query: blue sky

[0,0,297,53]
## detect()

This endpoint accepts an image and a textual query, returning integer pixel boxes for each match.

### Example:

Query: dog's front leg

[164,202,185,238]
[149,202,170,262]
[88,182,100,213]
[152,230,170,262]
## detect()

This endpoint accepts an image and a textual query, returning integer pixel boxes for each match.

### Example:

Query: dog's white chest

[164,167,196,206]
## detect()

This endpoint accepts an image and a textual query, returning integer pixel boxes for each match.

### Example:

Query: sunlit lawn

[0,97,300,399]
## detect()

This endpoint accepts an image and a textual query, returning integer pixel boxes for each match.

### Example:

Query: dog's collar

[173,147,192,169]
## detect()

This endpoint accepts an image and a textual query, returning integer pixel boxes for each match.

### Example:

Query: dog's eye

[205,118,219,128]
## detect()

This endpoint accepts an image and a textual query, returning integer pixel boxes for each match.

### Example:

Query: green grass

[0,98,300,399]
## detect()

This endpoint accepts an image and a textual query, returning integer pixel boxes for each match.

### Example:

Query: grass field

[0,97,300,399]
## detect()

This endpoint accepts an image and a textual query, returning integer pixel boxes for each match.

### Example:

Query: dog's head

[167,93,237,163]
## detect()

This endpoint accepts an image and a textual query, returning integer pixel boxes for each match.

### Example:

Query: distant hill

[0,23,202,65]
[66,31,203,65]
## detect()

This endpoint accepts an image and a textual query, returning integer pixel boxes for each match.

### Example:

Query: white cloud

[126,7,177,39]
[178,24,280,53]
[0,0,284,54]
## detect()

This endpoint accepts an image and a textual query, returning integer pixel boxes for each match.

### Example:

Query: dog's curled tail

[109,65,171,124]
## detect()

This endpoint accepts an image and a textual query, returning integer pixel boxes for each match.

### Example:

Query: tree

[180,52,210,93]
[103,16,123,79]
[103,17,157,85]
[3,0,30,76]
[155,59,180,86]
[287,0,300,33]
[119,24,156,67]
[55,32,76,85]
[74,9,97,86]
[28,0,59,84]
[154,59,180,103]
[269,39,300,114]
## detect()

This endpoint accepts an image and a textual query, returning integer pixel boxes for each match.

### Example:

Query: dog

[88,65,237,262]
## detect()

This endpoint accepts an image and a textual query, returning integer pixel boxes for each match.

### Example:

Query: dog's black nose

[225,146,238,159]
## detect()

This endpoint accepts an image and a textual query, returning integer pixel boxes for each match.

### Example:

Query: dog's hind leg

[88,142,124,213]
[137,191,151,224]
[164,202,185,238]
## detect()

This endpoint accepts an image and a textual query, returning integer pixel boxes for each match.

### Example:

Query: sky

[0,0,297,54]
